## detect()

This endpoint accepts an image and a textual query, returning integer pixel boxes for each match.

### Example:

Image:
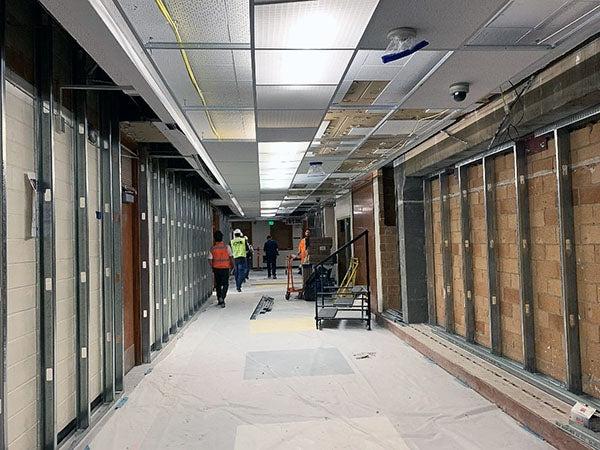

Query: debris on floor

[353,352,376,359]
[115,397,128,409]
[250,295,274,320]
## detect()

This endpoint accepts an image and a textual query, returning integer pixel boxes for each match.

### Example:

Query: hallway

[81,274,551,449]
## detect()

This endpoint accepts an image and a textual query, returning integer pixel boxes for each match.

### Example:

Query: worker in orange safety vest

[209,230,234,308]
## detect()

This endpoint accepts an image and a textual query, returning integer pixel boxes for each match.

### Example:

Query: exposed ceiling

[41,0,600,218]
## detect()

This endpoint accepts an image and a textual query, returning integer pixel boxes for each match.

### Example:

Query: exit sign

[268,220,275,226]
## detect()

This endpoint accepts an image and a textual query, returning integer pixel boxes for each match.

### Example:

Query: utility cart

[314,230,371,330]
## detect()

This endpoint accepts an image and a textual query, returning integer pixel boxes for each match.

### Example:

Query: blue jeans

[234,258,247,290]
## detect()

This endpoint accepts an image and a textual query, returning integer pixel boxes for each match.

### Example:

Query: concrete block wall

[87,140,103,403]
[430,178,444,325]
[5,81,39,450]
[571,121,600,399]
[448,172,465,336]
[493,153,523,364]
[527,140,566,382]
[467,164,490,348]
[54,117,77,431]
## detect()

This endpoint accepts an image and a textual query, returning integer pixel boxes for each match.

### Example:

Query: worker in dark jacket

[263,235,279,279]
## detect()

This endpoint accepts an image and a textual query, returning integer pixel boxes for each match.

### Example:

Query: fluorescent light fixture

[261,200,282,208]
[259,142,309,191]
[261,213,276,217]
[261,208,279,213]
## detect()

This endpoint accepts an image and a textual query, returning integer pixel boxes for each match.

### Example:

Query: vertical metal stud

[159,164,169,341]
[73,49,90,428]
[111,96,124,392]
[151,158,162,350]
[554,128,582,393]
[138,150,151,363]
[423,179,436,325]
[177,176,184,326]
[514,143,536,372]
[99,95,115,403]
[182,181,189,321]
[36,10,57,447]
[0,0,7,444]
[439,172,454,333]
[483,156,502,355]
[458,166,475,343]
[168,172,177,333]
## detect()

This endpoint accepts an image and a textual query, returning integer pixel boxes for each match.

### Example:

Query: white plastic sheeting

[81,280,553,449]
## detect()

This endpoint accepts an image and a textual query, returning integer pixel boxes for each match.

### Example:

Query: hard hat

[233,228,242,235]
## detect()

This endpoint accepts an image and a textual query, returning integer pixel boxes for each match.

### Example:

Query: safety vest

[231,237,247,259]
[210,242,231,269]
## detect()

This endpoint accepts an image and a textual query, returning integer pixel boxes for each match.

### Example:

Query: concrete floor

[82,272,554,449]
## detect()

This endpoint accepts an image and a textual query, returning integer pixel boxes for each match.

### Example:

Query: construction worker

[231,228,247,292]
[297,228,310,274]
[263,235,279,279]
[208,230,234,308]
[244,235,253,282]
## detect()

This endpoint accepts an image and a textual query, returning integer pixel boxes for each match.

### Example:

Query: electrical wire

[154,0,221,139]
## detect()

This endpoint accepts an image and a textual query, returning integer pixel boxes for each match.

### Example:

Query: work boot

[220,302,226,308]
[216,297,223,306]
[273,275,277,279]
[237,288,241,292]
[268,274,271,279]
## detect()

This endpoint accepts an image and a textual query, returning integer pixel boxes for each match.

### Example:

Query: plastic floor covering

[80,272,554,449]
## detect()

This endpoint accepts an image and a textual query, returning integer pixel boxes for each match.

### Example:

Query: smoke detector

[382,27,429,64]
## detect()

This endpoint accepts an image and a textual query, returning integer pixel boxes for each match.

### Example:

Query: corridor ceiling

[42,0,600,218]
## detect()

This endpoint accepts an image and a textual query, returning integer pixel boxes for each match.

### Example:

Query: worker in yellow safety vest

[230,229,248,292]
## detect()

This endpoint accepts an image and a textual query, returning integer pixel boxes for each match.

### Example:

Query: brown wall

[494,153,523,363]
[424,119,600,398]
[571,122,600,399]
[352,179,378,310]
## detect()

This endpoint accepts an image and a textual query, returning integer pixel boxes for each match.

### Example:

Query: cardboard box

[570,402,600,432]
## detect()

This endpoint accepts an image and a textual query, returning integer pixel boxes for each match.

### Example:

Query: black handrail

[313,229,368,269]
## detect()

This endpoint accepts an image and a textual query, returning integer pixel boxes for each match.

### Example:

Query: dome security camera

[449,82,470,102]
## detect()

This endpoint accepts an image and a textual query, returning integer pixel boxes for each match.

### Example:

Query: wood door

[352,180,378,311]
[122,201,139,373]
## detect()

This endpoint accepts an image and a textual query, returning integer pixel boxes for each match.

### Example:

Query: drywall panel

[468,164,490,348]
[54,119,77,432]
[448,172,465,337]
[493,153,523,364]
[431,178,444,326]
[527,141,566,383]
[87,140,103,403]
[571,121,600,400]
[5,82,39,449]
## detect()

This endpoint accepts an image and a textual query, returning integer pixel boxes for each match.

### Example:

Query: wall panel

[448,171,465,336]
[466,164,490,347]
[494,153,523,363]
[528,140,566,382]
[431,178,444,326]
[54,118,77,432]
[571,121,600,399]
[5,82,38,449]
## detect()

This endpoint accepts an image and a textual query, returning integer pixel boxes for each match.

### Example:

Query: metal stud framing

[138,150,151,363]
[423,179,436,325]
[458,166,475,343]
[513,143,536,372]
[439,172,454,333]
[483,156,502,355]
[160,164,169,342]
[36,10,57,448]
[168,172,177,333]
[111,96,124,392]
[151,159,162,350]
[0,0,7,444]
[99,95,115,403]
[73,49,90,428]
[554,128,582,393]
[184,182,191,318]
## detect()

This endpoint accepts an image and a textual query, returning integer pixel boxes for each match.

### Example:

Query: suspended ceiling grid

[47,0,600,218]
